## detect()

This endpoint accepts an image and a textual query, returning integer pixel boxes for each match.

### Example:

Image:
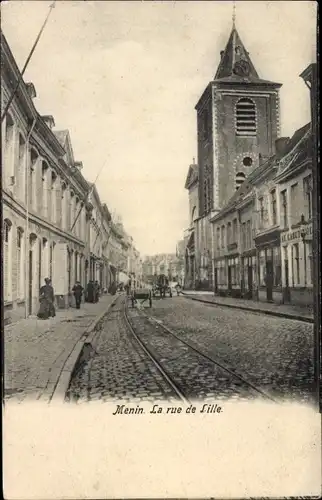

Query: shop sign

[281,223,312,243]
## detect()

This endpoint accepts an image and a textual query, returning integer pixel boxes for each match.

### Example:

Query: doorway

[28,250,33,315]
[227,266,232,295]
[214,268,218,294]
[247,264,253,295]
[284,259,291,303]
[266,260,274,302]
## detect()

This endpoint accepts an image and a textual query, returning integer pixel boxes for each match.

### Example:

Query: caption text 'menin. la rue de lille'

[112,404,223,415]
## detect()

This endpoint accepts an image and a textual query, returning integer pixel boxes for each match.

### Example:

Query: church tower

[196,21,282,216]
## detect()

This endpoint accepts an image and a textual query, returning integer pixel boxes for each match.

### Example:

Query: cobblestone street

[147,297,315,404]
[68,297,180,404]
[68,295,314,405]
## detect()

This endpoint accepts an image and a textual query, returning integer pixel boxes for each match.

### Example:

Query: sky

[2,1,317,256]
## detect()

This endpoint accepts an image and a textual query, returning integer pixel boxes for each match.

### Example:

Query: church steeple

[214,26,260,82]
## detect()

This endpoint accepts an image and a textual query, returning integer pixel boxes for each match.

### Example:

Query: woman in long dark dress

[37,278,56,319]
[86,281,95,303]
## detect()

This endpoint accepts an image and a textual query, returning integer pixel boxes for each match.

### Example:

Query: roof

[214,25,281,87]
[184,162,199,189]
[54,130,69,147]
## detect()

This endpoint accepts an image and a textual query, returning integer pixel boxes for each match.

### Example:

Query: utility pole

[1,1,56,123]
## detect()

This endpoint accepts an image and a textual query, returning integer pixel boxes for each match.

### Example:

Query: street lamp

[299,213,307,286]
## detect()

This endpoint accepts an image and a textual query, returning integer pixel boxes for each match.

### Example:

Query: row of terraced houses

[1,32,142,324]
[183,23,318,308]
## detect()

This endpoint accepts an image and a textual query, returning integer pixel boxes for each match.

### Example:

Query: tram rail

[123,297,277,403]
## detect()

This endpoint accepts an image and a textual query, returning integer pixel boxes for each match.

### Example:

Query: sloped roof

[214,26,281,87]
[184,162,199,189]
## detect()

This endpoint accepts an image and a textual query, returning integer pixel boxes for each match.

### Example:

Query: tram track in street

[124,298,277,403]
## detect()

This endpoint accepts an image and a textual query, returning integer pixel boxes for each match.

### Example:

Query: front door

[247,265,253,295]
[284,259,291,303]
[227,266,232,295]
[214,268,218,294]
[28,250,33,315]
[266,260,273,302]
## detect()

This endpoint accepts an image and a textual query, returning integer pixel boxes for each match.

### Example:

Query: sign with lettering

[281,223,312,243]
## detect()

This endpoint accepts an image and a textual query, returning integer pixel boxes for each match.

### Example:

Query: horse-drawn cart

[131,287,152,308]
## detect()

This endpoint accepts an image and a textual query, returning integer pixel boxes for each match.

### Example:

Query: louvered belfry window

[235,98,257,136]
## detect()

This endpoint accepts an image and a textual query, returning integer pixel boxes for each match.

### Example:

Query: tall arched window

[4,219,12,301]
[235,98,257,136]
[30,149,38,210]
[42,161,49,216]
[235,172,246,190]
[17,134,26,200]
[5,113,15,182]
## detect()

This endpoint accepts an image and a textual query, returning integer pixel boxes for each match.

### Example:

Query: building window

[221,225,225,249]
[235,98,257,136]
[4,219,12,301]
[216,227,220,250]
[232,218,237,243]
[5,113,15,180]
[242,222,246,250]
[235,172,246,191]
[307,242,313,285]
[280,189,288,228]
[293,243,300,285]
[42,162,49,216]
[270,189,277,225]
[227,222,232,245]
[246,220,251,249]
[290,183,299,224]
[258,197,265,228]
[303,175,313,220]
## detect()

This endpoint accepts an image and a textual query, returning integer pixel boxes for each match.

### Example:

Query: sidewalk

[4,294,118,403]
[181,290,314,323]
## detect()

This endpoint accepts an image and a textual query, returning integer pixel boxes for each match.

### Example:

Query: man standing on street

[72,281,84,309]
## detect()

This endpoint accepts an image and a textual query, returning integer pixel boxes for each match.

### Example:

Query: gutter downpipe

[24,117,37,319]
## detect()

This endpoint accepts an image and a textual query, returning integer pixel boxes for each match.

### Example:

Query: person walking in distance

[72,281,84,309]
[94,280,100,303]
[37,278,56,319]
[86,280,94,303]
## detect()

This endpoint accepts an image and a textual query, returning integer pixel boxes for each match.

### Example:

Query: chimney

[74,161,83,171]
[42,115,55,130]
[220,50,224,59]
[26,82,37,99]
[275,137,290,157]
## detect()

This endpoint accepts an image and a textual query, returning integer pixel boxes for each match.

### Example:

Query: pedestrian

[37,278,56,319]
[94,280,100,303]
[72,281,84,309]
[86,280,95,303]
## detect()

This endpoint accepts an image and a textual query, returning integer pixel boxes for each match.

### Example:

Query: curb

[50,295,119,404]
[181,293,314,324]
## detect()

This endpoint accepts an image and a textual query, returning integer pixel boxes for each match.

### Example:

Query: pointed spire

[232,0,236,28]
[214,26,260,81]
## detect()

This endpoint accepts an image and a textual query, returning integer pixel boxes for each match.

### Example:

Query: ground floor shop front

[280,222,313,307]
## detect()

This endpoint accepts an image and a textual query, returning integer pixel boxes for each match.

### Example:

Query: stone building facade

[2,32,140,324]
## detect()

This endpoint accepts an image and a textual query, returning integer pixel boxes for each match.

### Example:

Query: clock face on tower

[233,60,251,77]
